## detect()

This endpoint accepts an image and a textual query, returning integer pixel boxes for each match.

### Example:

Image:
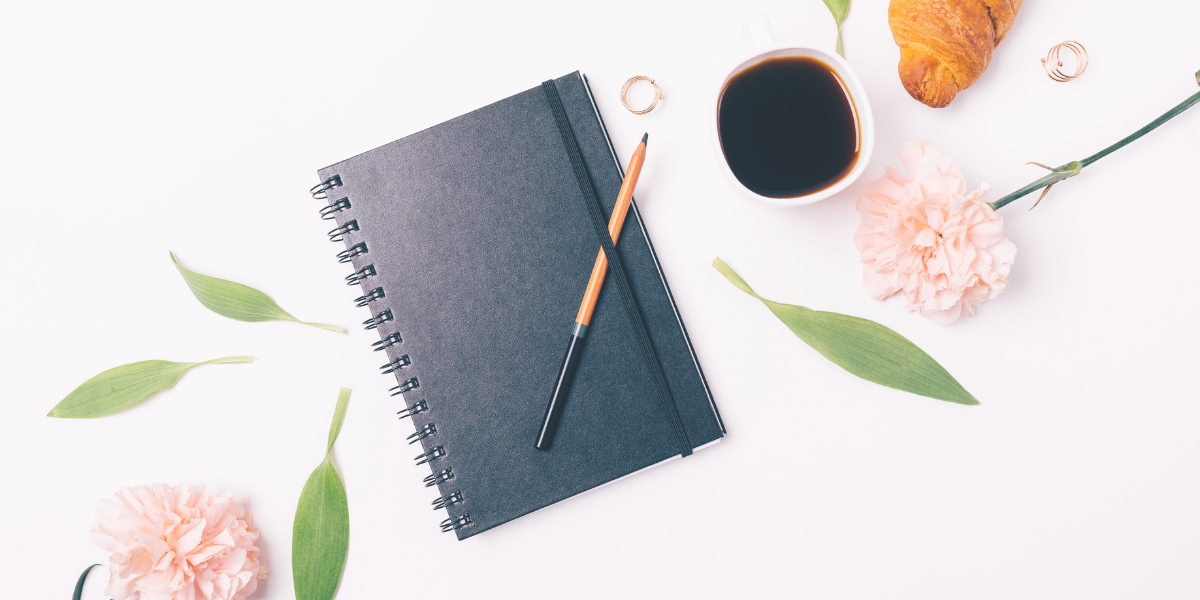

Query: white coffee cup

[711,13,875,208]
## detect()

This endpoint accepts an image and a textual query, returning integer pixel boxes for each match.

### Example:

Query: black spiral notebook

[308,72,724,539]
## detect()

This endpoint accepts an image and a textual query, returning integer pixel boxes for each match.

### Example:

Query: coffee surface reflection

[718,56,859,199]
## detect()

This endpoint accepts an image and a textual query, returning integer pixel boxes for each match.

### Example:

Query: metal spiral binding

[363,309,393,330]
[408,423,436,444]
[319,198,351,220]
[328,219,359,242]
[345,264,375,285]
[355,286,385,307]
[414,445,445,466]
[440,515,472,532]
[390,377,419,395]
[380,354,410,374]
[397,399,427,419]
[312,174,456,536]
[424,468,453,487]
[373,332,402,351]
[310,175,342,200]
[432,491,463,510]
[337,242,368,263]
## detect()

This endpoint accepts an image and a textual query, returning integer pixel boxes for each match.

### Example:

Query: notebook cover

[316,72,724,539]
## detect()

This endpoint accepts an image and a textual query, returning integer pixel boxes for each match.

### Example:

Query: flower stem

[990,76,1200,211]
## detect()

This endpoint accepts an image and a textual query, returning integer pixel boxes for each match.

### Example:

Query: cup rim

[712,43,875,208]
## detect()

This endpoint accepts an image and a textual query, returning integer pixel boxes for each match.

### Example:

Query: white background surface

[3,1,1199,598]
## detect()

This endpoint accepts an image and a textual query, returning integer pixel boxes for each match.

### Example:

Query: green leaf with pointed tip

[714,258,977,405]
[47,356,254,418]
[73,564,101,600]
[171,252,343,333]
[820,0,850,56]
[293,388,351,600]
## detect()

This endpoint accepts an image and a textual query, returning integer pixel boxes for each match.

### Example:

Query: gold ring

[1042,41,1088,82]
[620,76,663,115]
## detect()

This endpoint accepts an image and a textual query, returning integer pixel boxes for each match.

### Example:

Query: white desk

[3,1,1199,598]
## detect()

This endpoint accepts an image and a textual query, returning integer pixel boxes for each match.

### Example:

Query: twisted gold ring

[1042,41,1088,82]
[620,76,663,115]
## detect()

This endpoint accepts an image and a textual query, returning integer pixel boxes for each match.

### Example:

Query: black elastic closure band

[541,80,692,457]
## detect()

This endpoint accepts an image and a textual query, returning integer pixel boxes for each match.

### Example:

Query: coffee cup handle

[744,12,775,50]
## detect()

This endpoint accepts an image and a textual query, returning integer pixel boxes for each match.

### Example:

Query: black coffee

[718,56,859,198]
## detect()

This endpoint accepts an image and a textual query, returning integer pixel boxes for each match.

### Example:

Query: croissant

[888,0,1023,108]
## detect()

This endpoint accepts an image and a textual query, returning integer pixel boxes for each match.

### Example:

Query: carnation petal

[862,265,900,300]
[210,527,237,550]
[967,219,1005,250]
[925,205,945,231]
[931,286,965,311]
[108,565,138,600]
[898,140,925,177]
[189,544,228,566]
[924,304,964,324]
[988,237,1017,267]
[912,227,936,247]
[856,142,1016,324]
[94,484,265,600]
[965,182,992,203]
[175,518,207,557]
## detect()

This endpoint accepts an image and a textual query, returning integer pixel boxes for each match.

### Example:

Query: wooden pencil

[536,133,649,451]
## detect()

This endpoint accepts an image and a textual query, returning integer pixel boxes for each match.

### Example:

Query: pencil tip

[641,133,648,147]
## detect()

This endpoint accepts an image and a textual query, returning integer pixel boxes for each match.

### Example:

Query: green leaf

[171,251,344,333]
[73,564,101,600]
[326,387,350,453]
[820,0,850,56]
[47,356,253,418]
[714,258,977,405]
[293,388,351,600]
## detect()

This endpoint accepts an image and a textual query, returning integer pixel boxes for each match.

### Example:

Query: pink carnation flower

[92,483,267,600]
[855,141,1016,324]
